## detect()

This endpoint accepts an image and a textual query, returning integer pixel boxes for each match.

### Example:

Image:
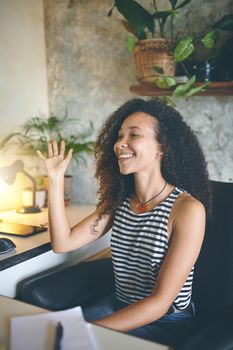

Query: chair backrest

[193,180,233,322]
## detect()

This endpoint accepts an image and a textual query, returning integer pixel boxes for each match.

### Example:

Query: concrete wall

[0,0,48,210]
[44,0,233,204]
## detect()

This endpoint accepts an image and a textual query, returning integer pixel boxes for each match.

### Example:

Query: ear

[156,145,164,159]
[156,152,163,160]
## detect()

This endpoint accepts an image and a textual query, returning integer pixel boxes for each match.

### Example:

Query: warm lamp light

[0,160,41,213]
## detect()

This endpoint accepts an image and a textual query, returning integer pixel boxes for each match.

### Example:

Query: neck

[134,172,165,203]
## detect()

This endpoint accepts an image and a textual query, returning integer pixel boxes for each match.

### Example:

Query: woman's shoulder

[174,191,206,222]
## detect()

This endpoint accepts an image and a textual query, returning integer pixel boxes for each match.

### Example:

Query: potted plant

[108,1,233,91]
[150,14,233,105]
[174,14,233,81]
[0,115,95,206]
[108,0,193,82]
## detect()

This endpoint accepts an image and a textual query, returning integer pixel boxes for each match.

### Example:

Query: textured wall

[44,0,233,204]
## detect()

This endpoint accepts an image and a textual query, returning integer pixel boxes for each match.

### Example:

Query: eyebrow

[119,126,142,132]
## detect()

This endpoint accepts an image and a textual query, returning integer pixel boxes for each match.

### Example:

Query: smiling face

[113,112,162,175]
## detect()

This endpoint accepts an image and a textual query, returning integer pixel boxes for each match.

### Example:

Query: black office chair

[178,180,233,350]
[18,180,233,350]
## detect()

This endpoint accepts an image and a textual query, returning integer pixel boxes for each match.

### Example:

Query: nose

[114,138,128,153]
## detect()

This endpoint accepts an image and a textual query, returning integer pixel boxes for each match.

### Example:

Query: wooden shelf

[130,81,233,96]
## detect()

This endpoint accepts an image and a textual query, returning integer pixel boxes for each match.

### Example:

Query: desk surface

[0,206,95,271]
[0,206,111,298]
[0,295,168,350]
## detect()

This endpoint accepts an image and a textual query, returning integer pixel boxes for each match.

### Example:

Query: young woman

[37,98,211,347]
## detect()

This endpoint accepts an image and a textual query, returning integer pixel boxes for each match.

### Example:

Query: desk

[0,207,111,297]
[0,295,168,350]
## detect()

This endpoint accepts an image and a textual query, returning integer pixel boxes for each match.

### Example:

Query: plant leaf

[172,75,196,98]
[184,82,210,97]
[0,114,95,165]
[107,3,115,17]
[152,11,173,20]
[171,76,210,99]
[201,30,219,49]
[121,19,137,36]
[153,66,164,74]
[152,11,174,35]
[175,0,193,10]
[154,77,177,89]
[168,0,178,10]
[114,0,155,40]
[174,36,195,62]
[160,96,177,107]
[127,35,136,52]
[0,133,21,149]
[212,14,233,31]
[172,10,180,19]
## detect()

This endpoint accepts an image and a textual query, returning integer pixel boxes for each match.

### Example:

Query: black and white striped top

[111,187,194,310]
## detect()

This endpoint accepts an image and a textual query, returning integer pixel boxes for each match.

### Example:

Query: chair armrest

[18,258,114,311]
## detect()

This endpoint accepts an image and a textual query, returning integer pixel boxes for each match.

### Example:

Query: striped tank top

[111,187,194,310]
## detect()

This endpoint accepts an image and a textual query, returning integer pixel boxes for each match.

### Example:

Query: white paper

[10,306,99,350]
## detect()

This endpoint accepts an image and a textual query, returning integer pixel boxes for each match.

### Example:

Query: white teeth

[118,153,134,159]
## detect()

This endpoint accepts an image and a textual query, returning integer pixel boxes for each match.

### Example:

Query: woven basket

[132,38,176,83]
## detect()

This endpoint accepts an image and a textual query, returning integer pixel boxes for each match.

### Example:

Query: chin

[119,167,133,175]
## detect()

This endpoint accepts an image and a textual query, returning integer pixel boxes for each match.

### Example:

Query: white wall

[0,0,48,210]
[0,0,49,135]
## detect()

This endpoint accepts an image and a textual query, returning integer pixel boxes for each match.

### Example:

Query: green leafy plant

[108,1,233,68]
[174,14,233,64]
[108,2,233,103]
[108,0,193,42]
[107,0,195,82]
[155,75,210,106]
[0,115,95,167]
[153,14,233,104]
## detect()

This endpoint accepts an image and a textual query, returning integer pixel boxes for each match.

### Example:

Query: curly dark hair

[95,98,212,215]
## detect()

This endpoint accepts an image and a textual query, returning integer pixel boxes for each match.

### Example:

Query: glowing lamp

[0,160,41,213]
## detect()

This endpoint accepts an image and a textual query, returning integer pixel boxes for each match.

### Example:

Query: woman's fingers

[63,148,73,168]
[37,141,72,175]
[52,140,58,156]
[60,140,65,158]
[38,140,70,160]
[48,142,53,158]
[66,148,73,160]
[36,150,46,160]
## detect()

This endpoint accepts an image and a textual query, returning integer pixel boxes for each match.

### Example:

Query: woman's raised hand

[37,140,73,178]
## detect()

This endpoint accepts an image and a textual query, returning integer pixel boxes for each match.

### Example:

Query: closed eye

[117,133,139,140]
[129,132,139,138]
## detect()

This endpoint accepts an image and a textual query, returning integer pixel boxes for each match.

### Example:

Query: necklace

[134,182,167,213]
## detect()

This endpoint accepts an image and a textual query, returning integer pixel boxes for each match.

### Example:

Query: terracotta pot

[132,38,176,83]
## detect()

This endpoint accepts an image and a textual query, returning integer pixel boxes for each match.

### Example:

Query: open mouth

[117,153,135,161]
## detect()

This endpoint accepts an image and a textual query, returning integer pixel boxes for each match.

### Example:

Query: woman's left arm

[93,197,206,332]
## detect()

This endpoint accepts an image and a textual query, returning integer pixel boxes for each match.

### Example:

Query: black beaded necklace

[134,182,167,213]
